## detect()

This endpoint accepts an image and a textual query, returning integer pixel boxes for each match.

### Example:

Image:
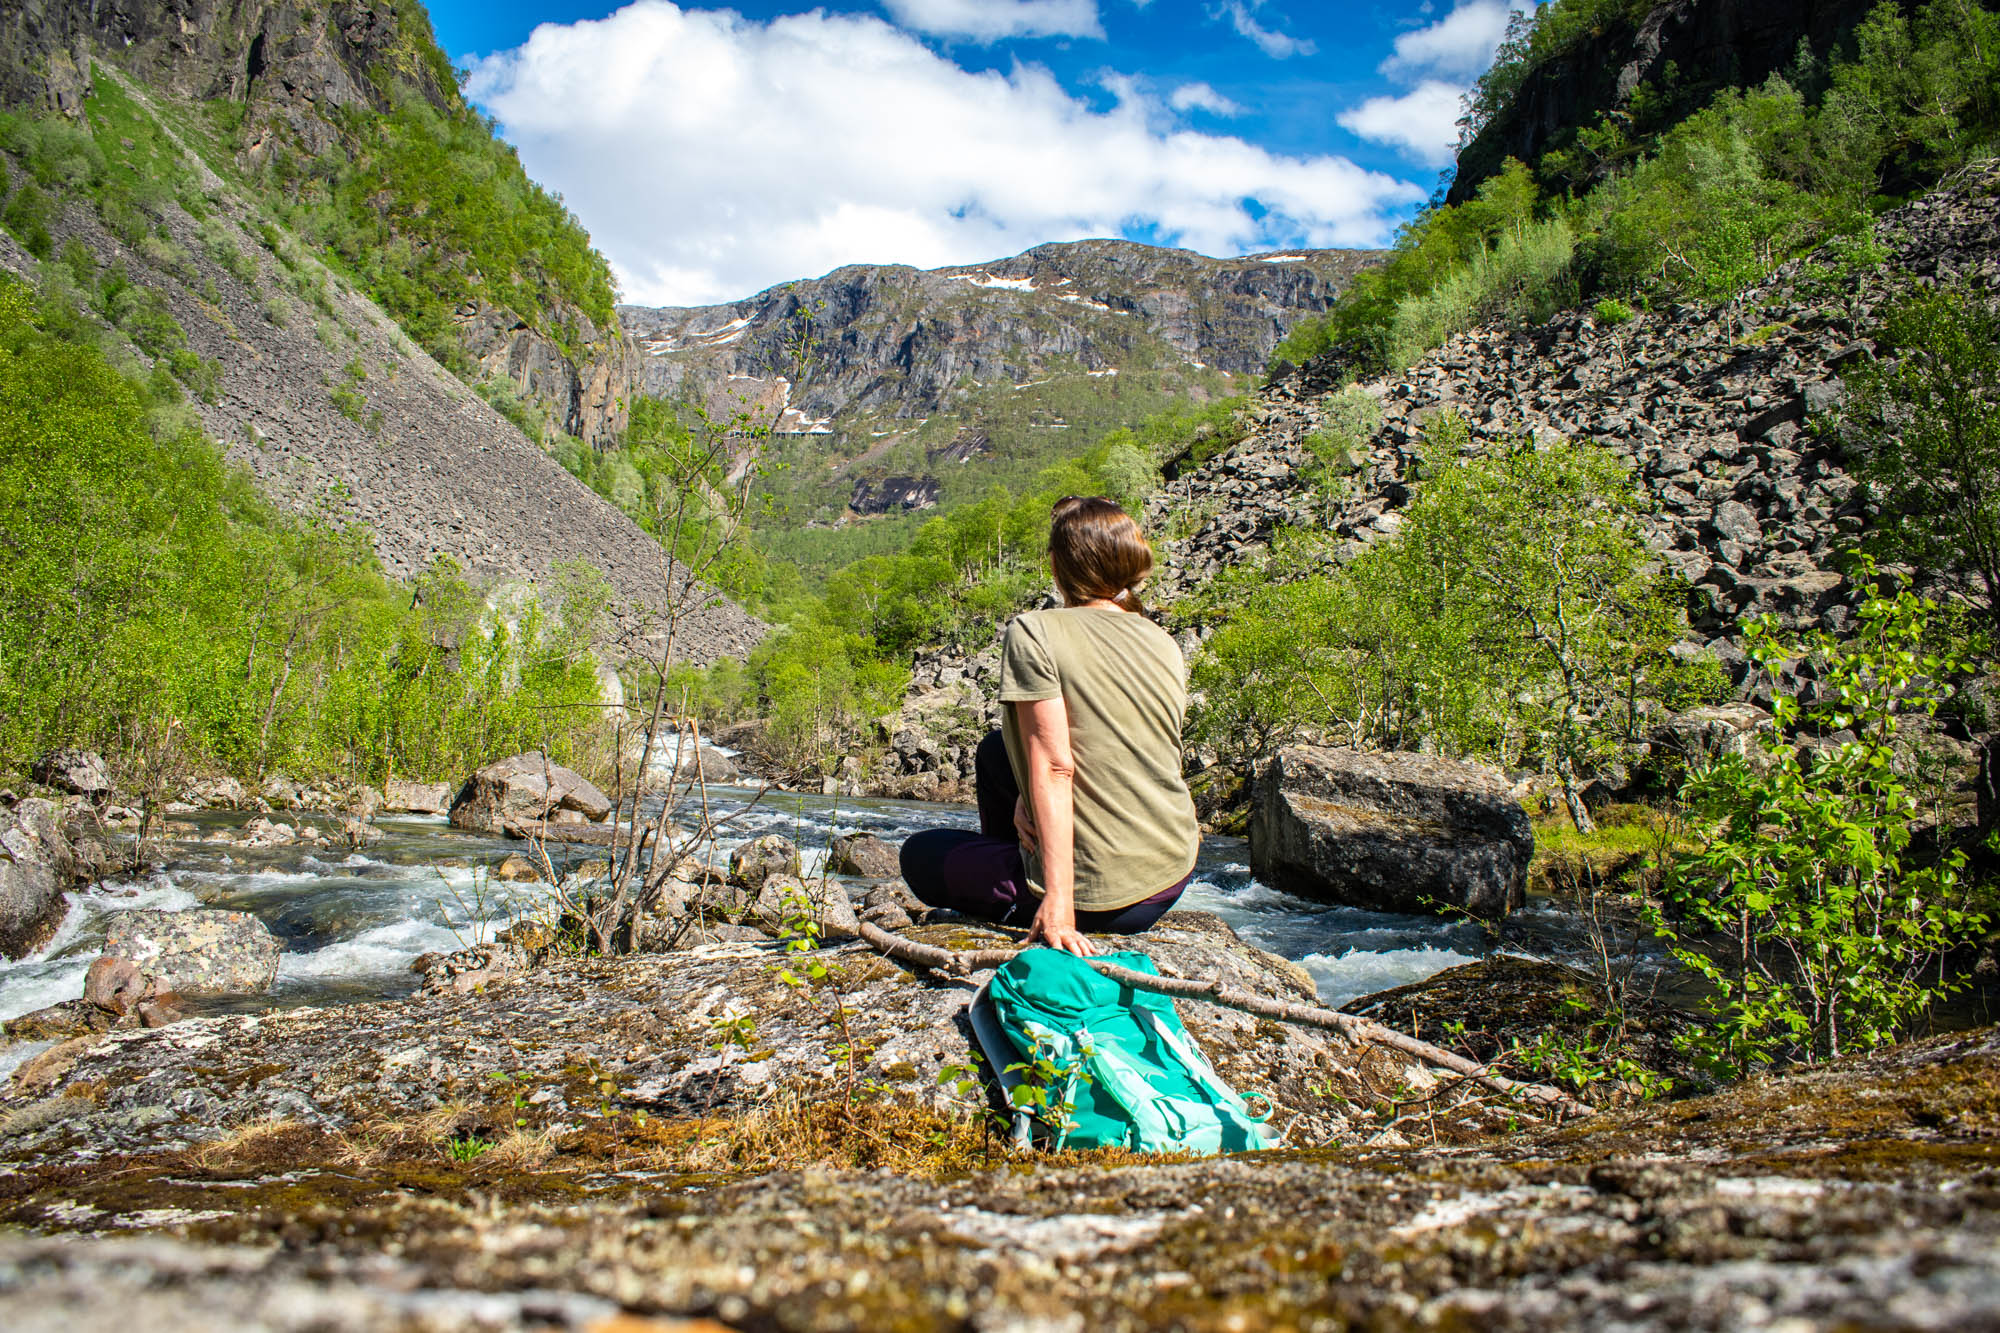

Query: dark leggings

[898,731,1189,934]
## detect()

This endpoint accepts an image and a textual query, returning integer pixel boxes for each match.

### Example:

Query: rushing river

[0,785,1616,1031]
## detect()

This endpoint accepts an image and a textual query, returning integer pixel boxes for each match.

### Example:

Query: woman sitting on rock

[898,496,1201,956]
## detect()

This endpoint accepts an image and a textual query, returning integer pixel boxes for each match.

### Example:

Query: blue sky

[429,1,1535,306]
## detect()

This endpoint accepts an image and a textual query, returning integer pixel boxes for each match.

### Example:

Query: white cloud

[1337,2,1533,165]
[1336,80,1467,168]
[467,2,1423,306]
[1215,2,1317,60]
[1381,1,1522,81]
[881,0,1103,43]
[1168,82,1242,116]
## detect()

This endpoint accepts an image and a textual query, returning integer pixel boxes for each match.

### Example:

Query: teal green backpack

[977,947,1278,1155]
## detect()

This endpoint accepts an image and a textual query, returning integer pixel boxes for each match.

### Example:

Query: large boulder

[381,779,454,815]
[665,745,743,788]
[179,774,248,809]
[0,798,73,959]
[450,752,615,839]
[33,748,111,798]
[750,873,860,941]
[99,909,280,997]
[1249,745,1532,918]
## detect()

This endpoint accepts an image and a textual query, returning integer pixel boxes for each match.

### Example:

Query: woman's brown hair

[1048,496,1154,612]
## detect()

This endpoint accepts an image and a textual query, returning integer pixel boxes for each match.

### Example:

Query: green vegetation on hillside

[0,276,606,786]
[750,362,1238,539]
[1275,0,2000,375]
[1841,286,2000,628]
[256,84,617,370]
[1187,418,1710,825]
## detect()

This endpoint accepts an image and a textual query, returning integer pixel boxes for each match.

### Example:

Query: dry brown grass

[484,1126,561,1169]
[180,1118,327,1170]
[616,1092,1188,1177]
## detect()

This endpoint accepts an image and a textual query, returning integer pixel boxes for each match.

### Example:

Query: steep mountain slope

[1,0,636,448]
[1154,173,2000,626]
[0,45,759,660]
[622,241,1380,521]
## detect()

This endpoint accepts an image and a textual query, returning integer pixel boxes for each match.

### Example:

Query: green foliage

[0,276,608,784]
[1189,428,1685,820]
[554,397,775,602]
[1,182,53,258]
[1653,650,1734,712]
[1268,312,1342,369]
[1657,572,1988,1075]
[754,627,909,775]
[1316,0,2000,374]
[1592,297,1635,325]
[1388,215,1577,365]
[258,87,618,370]
[1841,283,2000,626]
[445,1134,494,1163]
[1299,387,1381,504]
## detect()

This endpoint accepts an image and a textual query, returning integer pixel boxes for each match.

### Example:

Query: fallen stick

[856,920,1591,1118]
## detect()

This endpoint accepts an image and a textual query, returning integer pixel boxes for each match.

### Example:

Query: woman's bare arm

[1014,695,1098,957]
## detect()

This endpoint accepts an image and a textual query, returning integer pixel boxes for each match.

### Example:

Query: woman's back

[999,606,1199,912]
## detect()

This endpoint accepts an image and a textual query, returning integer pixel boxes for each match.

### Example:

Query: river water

[0,785,1604,1031]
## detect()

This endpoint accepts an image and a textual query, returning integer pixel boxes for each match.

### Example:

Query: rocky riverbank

[3,750,1997,1329]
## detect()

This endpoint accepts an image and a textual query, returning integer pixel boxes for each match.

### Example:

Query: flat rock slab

[100,910,279,997]
[0,1026,1994,1331]
[1251,745,1533,916]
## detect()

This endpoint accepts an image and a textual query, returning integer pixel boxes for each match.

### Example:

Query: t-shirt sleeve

[998,617,1062,702]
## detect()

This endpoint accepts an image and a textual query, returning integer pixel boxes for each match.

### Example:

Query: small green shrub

[445,1134,493,1164]
[329,381,365,422]
[1658,569,1988,1076]
[197,216,258,286]
[1592,297,1635,325]
[1,184,54,258]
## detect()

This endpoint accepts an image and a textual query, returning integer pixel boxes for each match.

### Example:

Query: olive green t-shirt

[999,607,1200,912]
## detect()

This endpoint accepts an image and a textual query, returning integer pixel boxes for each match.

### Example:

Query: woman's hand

[1013,795,1038,851]
[1025,896,1100,957]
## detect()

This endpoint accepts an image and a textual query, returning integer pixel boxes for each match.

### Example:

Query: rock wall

[1451,0,1902,204]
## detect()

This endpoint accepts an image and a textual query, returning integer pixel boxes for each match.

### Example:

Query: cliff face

[0,0,638,449]
[1450,0,1901,203]
[625,240,1380,428]
[623,240,1379,519]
